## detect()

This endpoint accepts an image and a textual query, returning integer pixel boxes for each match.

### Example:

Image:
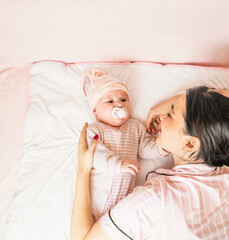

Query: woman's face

[156,95,186,155]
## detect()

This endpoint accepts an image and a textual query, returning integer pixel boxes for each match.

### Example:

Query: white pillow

[4,61,229,240]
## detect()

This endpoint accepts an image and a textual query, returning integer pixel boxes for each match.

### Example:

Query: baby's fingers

[128,164,141,175]
[124,167,137,175]
[128,160,140,170]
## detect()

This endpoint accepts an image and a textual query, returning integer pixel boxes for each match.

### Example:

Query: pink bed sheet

[0,65,31,239]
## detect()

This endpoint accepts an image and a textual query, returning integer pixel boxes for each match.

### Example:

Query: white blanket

[4,61,229,240]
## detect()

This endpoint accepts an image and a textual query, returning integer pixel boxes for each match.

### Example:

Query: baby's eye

[121,99,127,102]
[107,100,113,103]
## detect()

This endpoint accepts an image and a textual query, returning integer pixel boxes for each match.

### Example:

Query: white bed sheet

[4,61,229,240]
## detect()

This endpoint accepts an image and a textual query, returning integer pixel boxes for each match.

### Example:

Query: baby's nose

[115,101,123,107]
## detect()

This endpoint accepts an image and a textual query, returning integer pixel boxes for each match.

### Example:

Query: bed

[1,1,229,240]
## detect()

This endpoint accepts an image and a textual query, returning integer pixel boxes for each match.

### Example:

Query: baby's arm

[87,125,140,175]
[87,125,122,175]
[138,123,170,159]
[121,159,140,175]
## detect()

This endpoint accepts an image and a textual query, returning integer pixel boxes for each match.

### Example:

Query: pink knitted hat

[81,69,128,111]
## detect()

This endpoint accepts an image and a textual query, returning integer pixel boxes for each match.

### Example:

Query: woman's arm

[71,171,93,240]
[70,123,110,240]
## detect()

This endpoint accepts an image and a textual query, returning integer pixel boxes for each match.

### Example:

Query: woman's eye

[121,99,127,102]
[107,100,113,103]
[167,113,171,118]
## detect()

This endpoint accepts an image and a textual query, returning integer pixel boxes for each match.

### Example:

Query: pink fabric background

[1,0,229,239]
[0,65,31,239]
[1,0,229,70]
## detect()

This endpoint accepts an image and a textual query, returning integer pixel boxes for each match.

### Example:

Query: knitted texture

[81,69,128,111]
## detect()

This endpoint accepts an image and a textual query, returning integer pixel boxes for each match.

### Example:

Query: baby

[81,69,170,220]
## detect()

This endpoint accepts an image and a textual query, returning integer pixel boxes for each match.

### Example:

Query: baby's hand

[121,159,140,175]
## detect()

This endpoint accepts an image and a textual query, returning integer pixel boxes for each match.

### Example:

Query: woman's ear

[182,136,201,153]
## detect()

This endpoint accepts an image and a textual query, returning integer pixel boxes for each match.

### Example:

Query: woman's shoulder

[109,182,163,221]
[132,178,162,200]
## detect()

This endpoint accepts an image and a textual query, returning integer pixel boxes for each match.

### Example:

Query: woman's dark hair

[185,86,229,167]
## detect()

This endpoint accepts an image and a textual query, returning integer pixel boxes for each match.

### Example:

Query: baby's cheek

[127,106,131,117]
[101,106,112,120]
[102,105,112,114]
[103,115,112,123]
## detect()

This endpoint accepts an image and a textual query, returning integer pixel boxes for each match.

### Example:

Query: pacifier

[112,107,128,119]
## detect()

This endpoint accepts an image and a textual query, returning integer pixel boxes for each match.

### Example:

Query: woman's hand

[146,106,163,135]
[77,122,98,174]
[71,123,98,240]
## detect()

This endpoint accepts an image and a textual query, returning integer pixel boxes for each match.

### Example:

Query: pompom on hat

[80,69,128,111]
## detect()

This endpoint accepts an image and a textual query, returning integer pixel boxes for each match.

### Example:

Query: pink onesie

[87,118,170,220]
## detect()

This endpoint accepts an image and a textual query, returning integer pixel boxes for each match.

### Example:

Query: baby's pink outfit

[87,118,170,220]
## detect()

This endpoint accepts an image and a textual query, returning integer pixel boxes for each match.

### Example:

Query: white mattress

[4,61,229,240]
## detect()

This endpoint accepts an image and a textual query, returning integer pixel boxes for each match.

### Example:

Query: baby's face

[93,90,131,127]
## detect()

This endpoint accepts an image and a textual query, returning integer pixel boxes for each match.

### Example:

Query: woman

[71,86,229,240]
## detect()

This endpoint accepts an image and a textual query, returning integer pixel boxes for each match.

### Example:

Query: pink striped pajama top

[87,119,170,220]
[99,164,229,240]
